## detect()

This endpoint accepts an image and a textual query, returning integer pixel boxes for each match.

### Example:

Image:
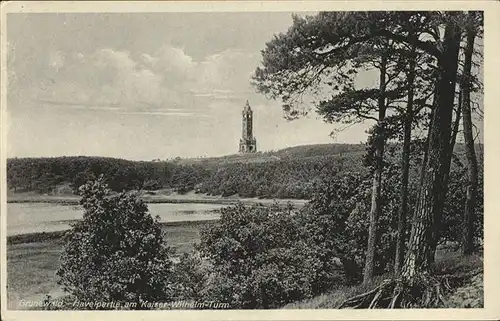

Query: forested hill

[6,143,480,200]
[7,143,366,199]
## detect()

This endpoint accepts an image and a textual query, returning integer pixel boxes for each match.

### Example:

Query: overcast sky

[6,13,399,160]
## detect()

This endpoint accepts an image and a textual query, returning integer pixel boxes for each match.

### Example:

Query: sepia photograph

[1,1,498,320]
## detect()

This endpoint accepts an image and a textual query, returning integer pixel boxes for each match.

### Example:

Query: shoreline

[7,194,309,206]
[7,219,218,245]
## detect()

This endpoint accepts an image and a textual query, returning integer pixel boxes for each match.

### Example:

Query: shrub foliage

[56,177,176,309]
[195,203,344,308]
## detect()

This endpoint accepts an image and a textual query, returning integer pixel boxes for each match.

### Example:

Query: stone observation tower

[239,100,257,153]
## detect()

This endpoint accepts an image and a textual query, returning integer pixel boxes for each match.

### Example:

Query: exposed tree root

[338,269,480,309]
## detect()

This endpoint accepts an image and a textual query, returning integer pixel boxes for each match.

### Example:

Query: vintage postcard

[1,1,499,320]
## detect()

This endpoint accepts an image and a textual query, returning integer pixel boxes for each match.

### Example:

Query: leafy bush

[71,170,96,193]
[192,169,405,308]
[297,165,403,284]
[56,177,176,309]
[197,203,344,309]
[172,251,211,301]
[297,172,368,284]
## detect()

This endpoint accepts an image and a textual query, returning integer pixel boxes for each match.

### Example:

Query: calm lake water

[7,202,223,236]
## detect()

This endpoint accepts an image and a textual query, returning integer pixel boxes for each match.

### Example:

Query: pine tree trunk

[401,15,462,281]
[426,90,462,266]
[461,15,478,255]
[394,44,417,276]
[363,54,387,284]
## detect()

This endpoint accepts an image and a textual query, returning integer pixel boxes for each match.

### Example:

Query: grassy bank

[283,252,483,309]
[7,220,214,310]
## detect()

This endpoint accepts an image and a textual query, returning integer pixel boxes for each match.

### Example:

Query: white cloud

[154,45,195,73]
[196,49,259,94]
[140,53,159,67]
[12,44,262,117]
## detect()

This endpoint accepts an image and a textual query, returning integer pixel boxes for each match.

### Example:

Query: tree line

[7,147,368,199]
[7,156,211,195]
[7,143,476,201]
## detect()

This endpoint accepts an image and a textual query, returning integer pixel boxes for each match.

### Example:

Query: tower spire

[244,100,251,112]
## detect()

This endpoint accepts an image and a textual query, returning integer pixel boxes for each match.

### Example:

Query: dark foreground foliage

[195,203,345,308]
[56,178,176,309]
